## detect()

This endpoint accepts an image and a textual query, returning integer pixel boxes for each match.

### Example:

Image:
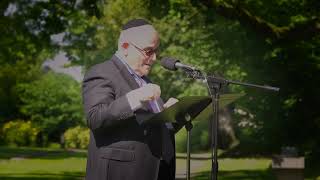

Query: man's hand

[163,97,179,109]
[130,83,161,102]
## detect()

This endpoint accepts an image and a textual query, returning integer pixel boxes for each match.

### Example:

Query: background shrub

[64,126,89,149]
[1,120,39,146]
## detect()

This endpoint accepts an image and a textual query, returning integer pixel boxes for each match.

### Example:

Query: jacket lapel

[110,55,166,114]
[110,55,151,112]
[111,55,140,90]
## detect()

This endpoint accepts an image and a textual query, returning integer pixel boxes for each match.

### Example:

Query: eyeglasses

[128,41,159,57]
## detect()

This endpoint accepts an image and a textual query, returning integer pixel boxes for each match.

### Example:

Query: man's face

[123,25,159,76]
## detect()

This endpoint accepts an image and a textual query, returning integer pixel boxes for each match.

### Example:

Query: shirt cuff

[126,91,142,111]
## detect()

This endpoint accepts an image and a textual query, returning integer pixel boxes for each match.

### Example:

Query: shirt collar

[115,51,136,76]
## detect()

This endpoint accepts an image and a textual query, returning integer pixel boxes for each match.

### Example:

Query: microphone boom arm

[183,69,280,92]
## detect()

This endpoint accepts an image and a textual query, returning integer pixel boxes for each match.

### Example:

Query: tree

[195,0,320,156]
[2,0,319,158]
[17,72,84,143]
[0,0,97,121]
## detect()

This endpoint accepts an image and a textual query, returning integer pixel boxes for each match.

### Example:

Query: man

[82,19,180,180]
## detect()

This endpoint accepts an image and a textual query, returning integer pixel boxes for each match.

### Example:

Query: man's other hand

[130,83,161,102]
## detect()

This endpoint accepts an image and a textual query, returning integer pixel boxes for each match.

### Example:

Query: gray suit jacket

[82,55,176,180]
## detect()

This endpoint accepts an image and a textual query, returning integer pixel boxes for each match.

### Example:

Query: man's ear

[122,42,129,49]
[121,42,129,56]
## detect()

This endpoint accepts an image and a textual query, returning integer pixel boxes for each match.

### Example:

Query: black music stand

[148,94,244,180]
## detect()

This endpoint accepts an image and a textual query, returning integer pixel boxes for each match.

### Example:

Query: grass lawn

[0,146,86,179]
[193,157,320,180]
[193,158,275,180]
[0,146,319,179]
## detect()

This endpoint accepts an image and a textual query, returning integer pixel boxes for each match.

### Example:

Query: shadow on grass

[195,168,320,180]
[0,172,85,180]
[193,169,276,180]
[0,146,87,160]
[305,156,320,180]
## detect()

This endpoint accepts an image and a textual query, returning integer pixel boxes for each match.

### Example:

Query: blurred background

[0,0,319,179]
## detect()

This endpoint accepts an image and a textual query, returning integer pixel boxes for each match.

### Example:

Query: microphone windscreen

[160,57,179,71]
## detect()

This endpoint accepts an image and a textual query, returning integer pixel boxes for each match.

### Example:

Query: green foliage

[77,0,320,156]
[64,126,90,149]
[0,61,43,122]
[149,3,228,100]
[1,120,39,146]
[175,121,210,153]
[175,128,187,152]
[0,0,319,158]
[0,0,96,122]
[214,0,320,155]
[17,72,84,142]
[72,0,152,69]
[0,0,98,61]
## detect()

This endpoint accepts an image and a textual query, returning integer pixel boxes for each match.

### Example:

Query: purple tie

[134,75,174,162]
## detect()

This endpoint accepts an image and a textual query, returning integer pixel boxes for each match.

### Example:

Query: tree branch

[209,0,320,42]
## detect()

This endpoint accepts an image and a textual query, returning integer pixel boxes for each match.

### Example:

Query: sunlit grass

[200,158,272,172]
[0,146,86,179]
[0,146,319,180]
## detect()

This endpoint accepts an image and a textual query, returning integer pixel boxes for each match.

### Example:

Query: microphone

[160,57,197,71]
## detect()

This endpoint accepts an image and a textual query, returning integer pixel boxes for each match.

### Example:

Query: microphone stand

[184,114,193,180]
[181,68,279,180]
